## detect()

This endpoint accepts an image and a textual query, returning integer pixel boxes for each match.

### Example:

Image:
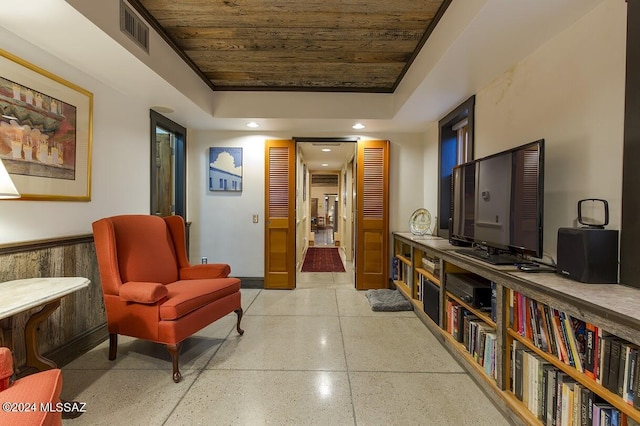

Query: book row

[511,340,639,426]
[446,299,497,380]
[510,290,591,374]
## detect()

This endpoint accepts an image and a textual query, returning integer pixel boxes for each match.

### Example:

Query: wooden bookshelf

[391,232,640,426]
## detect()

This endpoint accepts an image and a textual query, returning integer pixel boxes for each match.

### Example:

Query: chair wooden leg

[235,308,245,335]
[108,334,117,361]
[166,342,182,383]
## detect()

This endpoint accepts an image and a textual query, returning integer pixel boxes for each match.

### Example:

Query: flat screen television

[451,139,544,264]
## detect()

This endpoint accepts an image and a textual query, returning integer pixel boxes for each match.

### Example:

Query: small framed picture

[209,147,242,192]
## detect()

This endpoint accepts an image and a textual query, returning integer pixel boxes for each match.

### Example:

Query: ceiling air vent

[120,1,149,53]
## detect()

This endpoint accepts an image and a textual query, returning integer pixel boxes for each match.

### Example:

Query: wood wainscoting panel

[0,235,105,370]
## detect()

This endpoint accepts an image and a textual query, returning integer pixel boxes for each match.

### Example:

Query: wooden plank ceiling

[129,0,450,92]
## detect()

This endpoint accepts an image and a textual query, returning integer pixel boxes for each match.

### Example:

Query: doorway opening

[296,140,357,279]
[150,110,186,219]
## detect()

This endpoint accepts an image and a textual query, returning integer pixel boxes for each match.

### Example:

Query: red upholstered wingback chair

[0,347,63,426]
[92,214,243,383]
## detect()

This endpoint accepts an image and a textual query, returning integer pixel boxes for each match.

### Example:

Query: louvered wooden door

[264,140,296,289]
[355,140,389,290]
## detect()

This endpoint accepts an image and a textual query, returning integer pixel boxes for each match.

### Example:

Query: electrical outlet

[252,214,259,223]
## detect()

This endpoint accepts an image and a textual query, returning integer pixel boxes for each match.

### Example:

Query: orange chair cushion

[0,348,12,392]
[119,281,168,304]
[110,215,179,284]
[160,278,241,321]
[180,263,231,280]
[0,368,62,426]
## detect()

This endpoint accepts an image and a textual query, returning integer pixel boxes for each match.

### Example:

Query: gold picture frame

[0,48,93,201]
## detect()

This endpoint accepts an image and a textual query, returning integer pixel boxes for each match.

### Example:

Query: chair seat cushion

[160,278,241,321]
[1,368,63,426]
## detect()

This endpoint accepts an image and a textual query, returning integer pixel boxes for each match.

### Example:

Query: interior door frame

[150,110,186,218]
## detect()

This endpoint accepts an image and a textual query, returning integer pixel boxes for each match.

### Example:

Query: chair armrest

[119,282,168,304]
[180,264,231,279]
[0,348,13,391]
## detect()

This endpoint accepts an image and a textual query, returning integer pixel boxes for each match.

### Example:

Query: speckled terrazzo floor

[59,261,512,425]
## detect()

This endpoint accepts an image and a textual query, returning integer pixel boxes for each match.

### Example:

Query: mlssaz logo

[40,401,87,413]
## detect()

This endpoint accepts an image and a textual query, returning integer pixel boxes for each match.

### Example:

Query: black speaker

[556,228,619,283]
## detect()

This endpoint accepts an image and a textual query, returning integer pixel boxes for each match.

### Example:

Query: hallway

[59,264,511,425]
[312,227,336,247]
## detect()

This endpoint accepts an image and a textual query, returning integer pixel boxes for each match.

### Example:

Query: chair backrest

[93,215,180,293]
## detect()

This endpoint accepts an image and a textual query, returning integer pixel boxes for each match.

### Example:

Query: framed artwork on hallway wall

[209,147,242,192]
[0,48,93,201]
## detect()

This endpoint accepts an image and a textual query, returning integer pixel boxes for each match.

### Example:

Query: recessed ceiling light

[246,121,259,128]
[352,123,365,130]
[322,148,331,152]
[322,163,329,167]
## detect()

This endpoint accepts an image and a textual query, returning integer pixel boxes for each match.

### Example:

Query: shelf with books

[445,292,498,383]
[506,289,640,424]
[442,324,499,385]
[390,232,640,426]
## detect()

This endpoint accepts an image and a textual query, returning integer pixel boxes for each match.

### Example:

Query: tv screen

[451,139,544,260]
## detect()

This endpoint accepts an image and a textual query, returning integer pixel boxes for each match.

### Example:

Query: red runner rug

[301,247,346,272]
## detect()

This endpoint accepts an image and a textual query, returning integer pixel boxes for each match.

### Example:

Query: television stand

[455,248,520,265]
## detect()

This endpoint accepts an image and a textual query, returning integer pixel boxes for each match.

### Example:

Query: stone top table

[0,277,90,371]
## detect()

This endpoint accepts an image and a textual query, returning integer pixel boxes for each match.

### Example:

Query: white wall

[188,132,425,277]
[426,1,626,260]
[0,28,150,244]
[422,122,440,233]
[476,0,625,260]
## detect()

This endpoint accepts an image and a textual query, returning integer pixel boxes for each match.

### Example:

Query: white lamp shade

[0,159,20,199]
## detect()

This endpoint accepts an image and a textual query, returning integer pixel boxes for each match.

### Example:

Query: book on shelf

[585,322,600,380]
[608,338,622,394]
[551,308,570,365]
[484,332,497,379]
[545,367,557,426]
[540,363,555,421]
[446,300,475,345]
[560,311,583,372]
[592,402,613,426]
[571,316,588,373]
[462,314,478,351]
[509,288,515,329]
[620,342,636,402]
[491,282,497,323]
[580,385,594,426]
[392,257,399,281]
[601,335,614,390]
[537,302,550,353]
[511,340,527,400]
[543,304,557,356]
[624,344,637,404]
[557,372,578,426]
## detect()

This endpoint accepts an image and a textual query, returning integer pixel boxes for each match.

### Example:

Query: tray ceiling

[128,0,451,93]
